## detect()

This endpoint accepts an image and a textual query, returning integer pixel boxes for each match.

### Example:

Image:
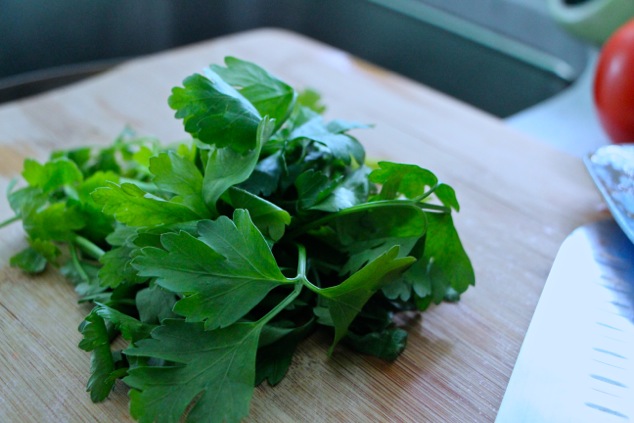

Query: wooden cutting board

[0,28,605,422]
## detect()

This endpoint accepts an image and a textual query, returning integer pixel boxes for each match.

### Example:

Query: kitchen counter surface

[507,49,612,158]
[0,28,605,422]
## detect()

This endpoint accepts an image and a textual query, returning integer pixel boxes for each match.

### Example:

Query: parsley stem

[73,235,106,260]
[292,243,324,293]
[296,243,307,279]
[299,277,322,294]
[70,245,90,283]
[258,282,303,327]
[413,183,439,203]
[291,243,323,293]
[0,215,20,229]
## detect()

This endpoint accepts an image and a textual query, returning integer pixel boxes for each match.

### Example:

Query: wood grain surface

[0,28,606,422]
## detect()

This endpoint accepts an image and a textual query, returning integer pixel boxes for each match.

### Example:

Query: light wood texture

[0,28,606,422]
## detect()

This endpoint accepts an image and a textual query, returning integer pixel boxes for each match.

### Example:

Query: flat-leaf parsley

[0,57,475,423]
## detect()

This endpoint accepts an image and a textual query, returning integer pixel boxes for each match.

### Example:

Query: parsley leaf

[369,161,438,200]
[133,210,292,330]
[343,327,408,362]
[9,246,47,274]
[149,151,209,218]
[221,186,291,241]
[211,56,297,130]
[78,310,117,402]
[168,71,261,152]
[94,304,155,344]
[125,319,262,423]
[98,244,145,288]
[309,246,415,353]
[201,117,275,214]
[23,202,86,242]
[289,113,366,164]
[92,182,200,227]
[304,201,426,275]
[418,212,475,299]
[135,283,178,325]
[22,157,83,193]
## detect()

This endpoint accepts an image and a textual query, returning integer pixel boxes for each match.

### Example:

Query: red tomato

[594,19,634,143]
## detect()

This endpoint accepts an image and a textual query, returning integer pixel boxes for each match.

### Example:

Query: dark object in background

[0,0,588,117]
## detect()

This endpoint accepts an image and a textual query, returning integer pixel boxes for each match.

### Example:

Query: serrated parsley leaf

[168,71,261,152]
[149,152,209,218]
[202,118,275,214]
[221,186,291,241]
[98,244,145,288]
[135,284,178,325]
[313,246,415,353]
[294,169,342,211]
[419,212,475,298]
[386,212,474,311]
[23,202,86,242]
[238,150,285,196]
[434,183,460,211]
[211,56,297,130]
[74,171,120,240]
[78,310,116,402]
[105,223,138,247]
[369,161,438,200]
[343,327,408,362]
[308,202,426,274]
[124,319,262,423]
[7,186,47,218]
[308,166,370,212]
[133,210,291,330]
[296,88,326,113]
[92,182,200,227]
[94,304,155,344]
[28,238,61,263]
[9,246,47,273]
[289,114,365,164]
[22,157,83,193]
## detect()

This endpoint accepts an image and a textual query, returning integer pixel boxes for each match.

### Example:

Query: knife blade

[496,219,634,423]
[584,144,634,244]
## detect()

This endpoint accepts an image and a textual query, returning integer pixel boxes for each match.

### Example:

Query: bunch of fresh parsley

[1,57,474,422]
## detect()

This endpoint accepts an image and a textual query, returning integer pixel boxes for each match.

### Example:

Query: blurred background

[1,0,632,155]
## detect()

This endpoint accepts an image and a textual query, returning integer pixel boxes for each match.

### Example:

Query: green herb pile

[1,57,474,422]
